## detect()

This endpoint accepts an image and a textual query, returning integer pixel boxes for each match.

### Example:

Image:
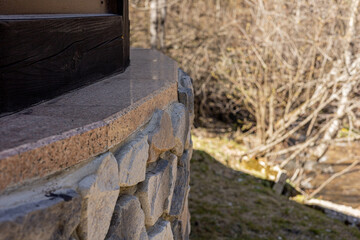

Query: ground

[307,141,360,209]
[189,130,360,240]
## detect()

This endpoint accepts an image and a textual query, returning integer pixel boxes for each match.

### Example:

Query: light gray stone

[145,110,176,163]
[115,134,149,187]
[179,148,193,172]
[169,166,190,217]
[178,69,193,90]
[178,68,186,87]
[184,130,192,150]
[164,153,178,214]
[105,195,148,240]
[136,154,177,226]
[148,219,174,240]
[171,191,191,240]
[170,147,192,218]
[0,189,81,240]
[167,103,188,157]
[77,152,120,240]
[178,69,194,126]
[178,88,194,126]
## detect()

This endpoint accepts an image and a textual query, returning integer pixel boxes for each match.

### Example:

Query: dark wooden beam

[0,0,118,14]
[0,12,130,114]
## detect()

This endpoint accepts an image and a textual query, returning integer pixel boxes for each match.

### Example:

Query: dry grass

[190,130,360,239]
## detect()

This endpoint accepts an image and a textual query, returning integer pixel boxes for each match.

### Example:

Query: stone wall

[0,58,193,240]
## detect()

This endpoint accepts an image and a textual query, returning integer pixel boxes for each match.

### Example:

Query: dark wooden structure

[0,0,130,114]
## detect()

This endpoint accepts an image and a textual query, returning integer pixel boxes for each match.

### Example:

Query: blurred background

[129,0,360,238]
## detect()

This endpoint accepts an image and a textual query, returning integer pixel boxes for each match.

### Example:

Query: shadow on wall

[189,150,360,240]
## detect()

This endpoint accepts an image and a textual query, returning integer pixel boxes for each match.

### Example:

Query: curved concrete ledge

[0,48,178,193]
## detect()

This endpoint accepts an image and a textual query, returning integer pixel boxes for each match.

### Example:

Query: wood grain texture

[0,13,129,114]
[122,0,130,63]
[0,0,112,14]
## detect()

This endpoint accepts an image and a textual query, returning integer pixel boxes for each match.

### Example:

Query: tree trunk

[150,0,158,49]
[158,0,166,49]
[312,0,360,160]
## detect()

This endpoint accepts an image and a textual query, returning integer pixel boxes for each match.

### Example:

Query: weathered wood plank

[0,14,129,114]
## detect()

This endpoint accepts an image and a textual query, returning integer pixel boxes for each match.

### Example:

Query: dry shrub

[130,0,251,124]
[130,0,360,175]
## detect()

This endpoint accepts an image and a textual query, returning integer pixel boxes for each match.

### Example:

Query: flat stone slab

[0,48,178,193]
[0,189,81,240]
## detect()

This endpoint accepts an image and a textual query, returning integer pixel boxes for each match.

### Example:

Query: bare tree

[150,0,166,49]
[131,0,360,188]
[312,0,360,160]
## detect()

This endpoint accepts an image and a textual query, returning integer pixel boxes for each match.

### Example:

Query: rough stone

[178,69,193,90]
[148,219,174,240]
[178,88,194,126]
[169,148,192,217]
[163,153,178,214]
[171,190,191,240]
[105,195,148,240]
[184,130,192,150]
[77,152,120,240]
[0,189,81,240]
[167,103,188,157]
[145,110,176,163]
[169,166,190,217]
[179,148,193,172]
[178,69,194,126]
[115,134,149,187]
[136,154,177,226]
